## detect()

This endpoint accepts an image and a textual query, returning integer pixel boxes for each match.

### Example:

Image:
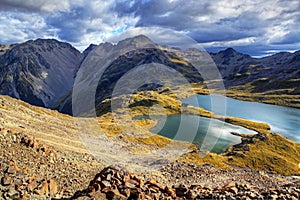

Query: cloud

[114,0,300,56]
[0,0,71,12]
[45,1,137,43]
[0,0,299,56]
[0,12,57,44]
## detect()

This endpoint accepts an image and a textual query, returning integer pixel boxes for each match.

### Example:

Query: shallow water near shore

[135,115,256,153]
[183,94,300,143]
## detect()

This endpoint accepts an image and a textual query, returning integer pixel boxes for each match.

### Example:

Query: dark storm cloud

[0,0,299,55]
[115,0,212,30]
[0,0,70,12]
[275,31,300,45]
[0,0,44,11]
[46,8,87,42]
[113,0,300,55]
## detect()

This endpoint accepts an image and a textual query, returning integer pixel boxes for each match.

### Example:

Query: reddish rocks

[34,179,58,196]
[1,127,300,199]
[1,175,12,186]
[0,156,59,199]
[72,165,300,200]
[20,135,60,161]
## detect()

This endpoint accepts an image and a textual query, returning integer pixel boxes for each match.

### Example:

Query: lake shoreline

[183,93,300,144]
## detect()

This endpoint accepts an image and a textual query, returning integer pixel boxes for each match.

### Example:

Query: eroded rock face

[0,39,83,108]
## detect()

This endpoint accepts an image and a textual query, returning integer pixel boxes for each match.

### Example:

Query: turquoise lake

[183,94,300,143]
[135,94,300,153]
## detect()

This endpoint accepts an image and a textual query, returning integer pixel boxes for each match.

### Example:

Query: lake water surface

[135,94,299,153]
[183,94,300,143]
[135,115,256,153]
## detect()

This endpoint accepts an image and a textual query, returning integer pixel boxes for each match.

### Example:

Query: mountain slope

[0,39,83,107]
[0,36,299,113]
[56,35,206,115]
[211,48,300,95]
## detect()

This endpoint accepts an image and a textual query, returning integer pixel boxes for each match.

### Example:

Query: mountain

[211,48,300,94]
[0,37,299,199]
[55,35,205,115]
[0,39,83,107]
[0,36,299,114]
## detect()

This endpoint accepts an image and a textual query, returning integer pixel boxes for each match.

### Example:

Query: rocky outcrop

[0,129,60,199]
[73,165,300,200]
[0,159,59,199]
[0,127,101,199]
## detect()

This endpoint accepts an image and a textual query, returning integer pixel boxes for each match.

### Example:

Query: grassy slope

[225,84,300,108]
[1,83,299,176]
[100,88,300,176]
[226,132,300,175]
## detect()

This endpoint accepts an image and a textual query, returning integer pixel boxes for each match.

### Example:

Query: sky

[0,0,299,57]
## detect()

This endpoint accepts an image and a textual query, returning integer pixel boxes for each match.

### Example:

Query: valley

[0,36,299,199]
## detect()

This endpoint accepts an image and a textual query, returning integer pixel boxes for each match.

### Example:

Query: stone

[6,166,16,174]
[147,179,164,191]
[120,188,131,197]
[165,186,176,198]
[101,180,112,188]
[244,183,251,190]
[187,189,198,199]
[230,187,239,194]
[48,179,58,196]
[225,182,236,188]
[27,180,38,192]
[270,194,278,199]
[92,191,107,199]
[11,134,17,142]
[39,182,49,195]
[6,187,20,199]
[1,175,12,186]
[249,192,257,198]
[125,181,136,189]
[175,184,188,197]
[106,173,112,181]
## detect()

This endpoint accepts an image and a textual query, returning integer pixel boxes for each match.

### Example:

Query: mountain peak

[83,43,97,56]
[127,34,152,42]
[116,35,155,49]
[223,47,237,54]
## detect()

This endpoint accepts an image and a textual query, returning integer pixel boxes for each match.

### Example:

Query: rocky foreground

[1,128,299,199]
[72,165,299,200]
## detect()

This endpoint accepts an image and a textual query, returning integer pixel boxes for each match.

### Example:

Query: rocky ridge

[1,36,299,114]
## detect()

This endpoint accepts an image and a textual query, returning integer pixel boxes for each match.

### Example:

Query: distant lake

[134,115,256,154]
[183,94,300,143]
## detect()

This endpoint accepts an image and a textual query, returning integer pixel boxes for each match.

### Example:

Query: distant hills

[0,36,299,115]
[211,48,300,94]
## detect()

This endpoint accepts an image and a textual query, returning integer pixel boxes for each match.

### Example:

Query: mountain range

[0,36,300,199]
[0,35,299,115]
